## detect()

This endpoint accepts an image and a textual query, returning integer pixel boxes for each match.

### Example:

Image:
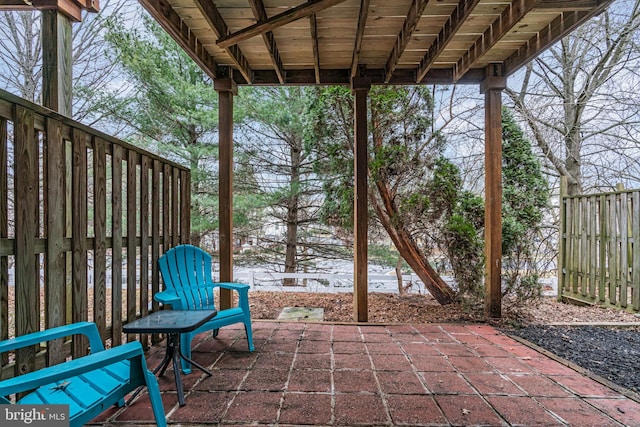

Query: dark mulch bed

[506,325,640,393]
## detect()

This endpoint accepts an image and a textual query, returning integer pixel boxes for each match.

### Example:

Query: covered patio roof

[137,0,616,320]
[0,0,617,322]
[138,0,614,85]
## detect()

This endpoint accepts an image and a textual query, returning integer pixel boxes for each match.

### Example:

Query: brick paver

[91,321,639,426]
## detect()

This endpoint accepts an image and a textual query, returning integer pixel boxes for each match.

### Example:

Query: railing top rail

[0,88,189,171]
[562,187,640,200]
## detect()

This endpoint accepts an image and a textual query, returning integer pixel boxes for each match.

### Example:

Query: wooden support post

[480,67,505,319]
[352,77,370,322]
[42,10,73,116]
[42,10,73,355]
[215,78,237,310]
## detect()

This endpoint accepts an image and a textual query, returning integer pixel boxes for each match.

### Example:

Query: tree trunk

[367,104,456,305]
[371,185,456,305]
[395,256,405,295]
[283,144,301,286]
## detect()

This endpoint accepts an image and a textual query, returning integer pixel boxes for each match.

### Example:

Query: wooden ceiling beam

[454,0,539,81]
[0,0,99,21]
[27,0,99,12]
[350,0,370,79]
[310,14,321,84]
[216,0,349,49]
[0,0,34,6]
[503,0,614,76]
[537,0,602,10]
[39,0,83,21]
[416,0,481,83]
[75,0,99,12]
[248,67,486,86]
[248,0,285,84]
[138,0,219,80]
[384,0,429,83]
[194,0,252,83]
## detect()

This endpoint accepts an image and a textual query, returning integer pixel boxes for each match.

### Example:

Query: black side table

[124,309,218,406]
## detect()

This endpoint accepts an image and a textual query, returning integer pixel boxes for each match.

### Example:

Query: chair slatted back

[159,245,216,310]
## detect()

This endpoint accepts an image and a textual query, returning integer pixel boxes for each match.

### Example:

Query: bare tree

[506,0,640,196]
[0,11,40,101]
[0,0,125,122]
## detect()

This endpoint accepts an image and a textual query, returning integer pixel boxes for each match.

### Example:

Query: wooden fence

[0,88,190,377]
[558,176,640,312]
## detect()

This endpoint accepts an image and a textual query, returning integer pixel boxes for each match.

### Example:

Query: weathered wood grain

[126,149,138,341]
[111,145,124,346]
[0,118,8,364]
[163,163,172,253]
[352,77,369,322]
[561,187,640,313]
[72,128,89,358]
[140,155,150,347]
[45,117,66,365]
[93,137,107,340]
[14,105,39,376]
[0,89,190,372]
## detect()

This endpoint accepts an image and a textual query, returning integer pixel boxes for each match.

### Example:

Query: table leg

[176,347,214,377]
[157,335,177,377]
[164,334,187,406]
[127,332,211,407]
[154,341,174,376]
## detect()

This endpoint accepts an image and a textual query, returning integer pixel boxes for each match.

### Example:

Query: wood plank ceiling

[137,0,614,86]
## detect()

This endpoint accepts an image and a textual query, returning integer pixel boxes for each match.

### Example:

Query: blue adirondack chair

[156,244,254,374]
[0,322,166,427]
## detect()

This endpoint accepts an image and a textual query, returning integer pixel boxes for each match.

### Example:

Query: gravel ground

[506,325,640,393]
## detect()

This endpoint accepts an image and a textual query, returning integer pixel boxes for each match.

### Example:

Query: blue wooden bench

[157,244,254,374]
[0,322,166,427]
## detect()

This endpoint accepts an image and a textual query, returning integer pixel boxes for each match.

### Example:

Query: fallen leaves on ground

[248,291,640,325]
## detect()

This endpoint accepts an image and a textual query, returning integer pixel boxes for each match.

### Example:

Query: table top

[123,309,218,334]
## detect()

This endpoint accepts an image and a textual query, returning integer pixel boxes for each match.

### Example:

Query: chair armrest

[0,322,104,355]
[214,282,251,313]
[215,282,250,292]
[154,291,181,305]
[0,341,146,397]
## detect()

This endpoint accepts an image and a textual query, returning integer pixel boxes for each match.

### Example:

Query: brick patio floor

[89,321,640,426]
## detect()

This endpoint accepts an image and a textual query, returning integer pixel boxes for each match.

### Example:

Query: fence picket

[589,196,597,299]
[560,185,640,313]
[599,195,607,302]
[72,129,89,357]
[93,137,107,340]
[14,105,39,376]
[557,177,568,301]
[609,194,618,304]
[580,197,587,296]
[633,192,640,311]
[45,117,66,365]
[620,191,628,308]
[0,117,7,364]
[0,89,190,378]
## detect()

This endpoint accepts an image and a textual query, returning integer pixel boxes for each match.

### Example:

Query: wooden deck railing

[0,88,190,377]
[558,177,640,312]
